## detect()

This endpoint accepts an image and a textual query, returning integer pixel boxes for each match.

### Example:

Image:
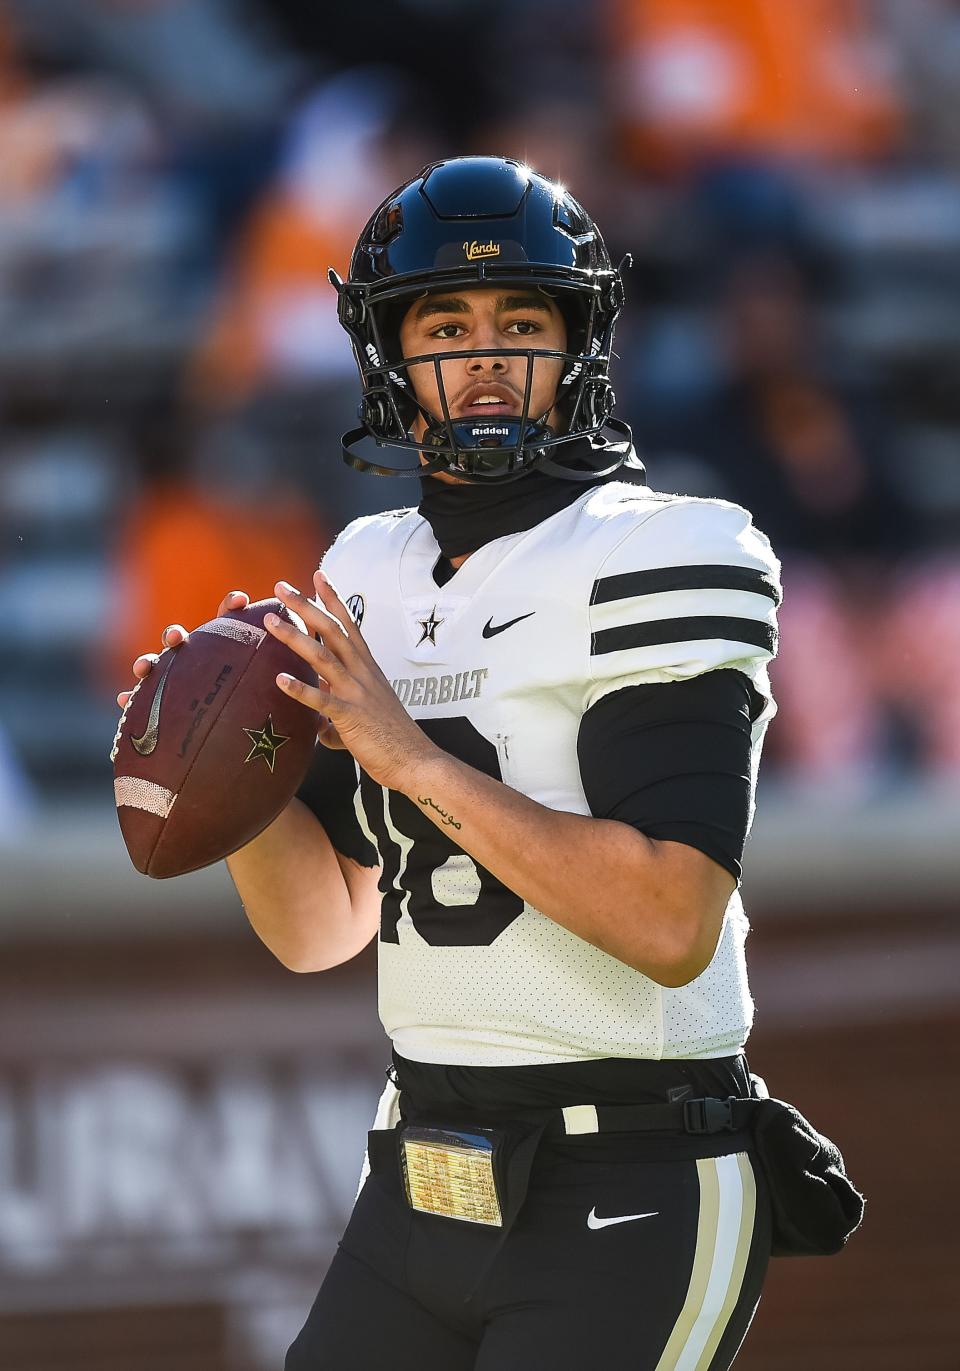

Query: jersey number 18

[358,717,525,947]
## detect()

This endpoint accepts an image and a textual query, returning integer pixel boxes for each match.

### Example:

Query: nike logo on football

[587,1206,659,1230]
[131,651,176,755]
[482,612,535,639]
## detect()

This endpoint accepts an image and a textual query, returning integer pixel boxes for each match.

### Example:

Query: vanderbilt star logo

[416,606,445,646]
[243,715,289,772]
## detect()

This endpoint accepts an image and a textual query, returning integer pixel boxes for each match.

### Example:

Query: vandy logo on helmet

[327,155,639,485]
[462,239,501,260]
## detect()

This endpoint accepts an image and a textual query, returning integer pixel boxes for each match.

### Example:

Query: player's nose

[466,348,507,374]
[465,314,508,370]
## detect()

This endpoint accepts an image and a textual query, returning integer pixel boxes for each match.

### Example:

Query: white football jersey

[321,481,781,1067]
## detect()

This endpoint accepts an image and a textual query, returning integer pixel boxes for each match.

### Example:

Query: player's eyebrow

[413,293,553,322]
[414,296,471,321]
[495,294,552,314]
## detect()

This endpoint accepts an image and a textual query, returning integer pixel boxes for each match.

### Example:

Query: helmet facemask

[336,274,624,484]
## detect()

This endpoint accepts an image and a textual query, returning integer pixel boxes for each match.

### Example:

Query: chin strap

[341,417,642,485]
[340,428,451,479]
[536,419,643,483]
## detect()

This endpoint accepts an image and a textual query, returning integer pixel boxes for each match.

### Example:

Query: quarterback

[122,158,785,1368]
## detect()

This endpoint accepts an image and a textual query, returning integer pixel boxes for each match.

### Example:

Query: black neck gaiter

[417,441,637,559]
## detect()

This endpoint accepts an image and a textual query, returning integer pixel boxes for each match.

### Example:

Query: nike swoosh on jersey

[587,1206,659,1230]
[482,612,535,639]
[130,651,176,755]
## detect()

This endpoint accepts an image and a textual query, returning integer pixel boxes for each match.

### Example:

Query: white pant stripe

[655,1152,758,1371]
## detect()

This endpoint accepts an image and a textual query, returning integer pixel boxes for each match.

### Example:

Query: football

[111,598,319,878]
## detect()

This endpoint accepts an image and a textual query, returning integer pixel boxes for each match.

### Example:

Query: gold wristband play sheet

[400,1126,504,1227]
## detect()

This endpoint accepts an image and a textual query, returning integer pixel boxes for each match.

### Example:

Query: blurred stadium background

[0,1,958,1367]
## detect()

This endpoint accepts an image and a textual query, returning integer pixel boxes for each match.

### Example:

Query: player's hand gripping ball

[111,598,319,877]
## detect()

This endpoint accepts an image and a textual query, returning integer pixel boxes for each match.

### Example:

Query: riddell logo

[472,426,509,436]
[463,239,501,260]
[365,341,406,387]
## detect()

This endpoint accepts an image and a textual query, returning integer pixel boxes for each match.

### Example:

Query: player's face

[398,286,568,446]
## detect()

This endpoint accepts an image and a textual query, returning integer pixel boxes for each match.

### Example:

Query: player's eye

[505,319,541,336]
[431,322,466,339]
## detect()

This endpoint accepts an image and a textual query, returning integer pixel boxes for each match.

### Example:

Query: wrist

[394,744,453,802]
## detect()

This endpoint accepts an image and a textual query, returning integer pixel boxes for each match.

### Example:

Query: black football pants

[285,1129,771,1370]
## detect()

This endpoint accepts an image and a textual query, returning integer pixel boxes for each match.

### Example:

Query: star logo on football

[416,606,444,646]
[242,715,290,772]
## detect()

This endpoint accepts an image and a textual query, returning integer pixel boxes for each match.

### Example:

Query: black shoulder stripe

[591,615,778,656]
[591,564,781,606]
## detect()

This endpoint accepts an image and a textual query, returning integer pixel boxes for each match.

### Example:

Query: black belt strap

[548,1096,758,1137]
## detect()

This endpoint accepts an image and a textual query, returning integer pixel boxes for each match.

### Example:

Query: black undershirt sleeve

[296,746,378,867]
[577,669,766,882]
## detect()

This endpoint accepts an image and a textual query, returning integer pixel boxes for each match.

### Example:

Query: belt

[555,1095,757,1138]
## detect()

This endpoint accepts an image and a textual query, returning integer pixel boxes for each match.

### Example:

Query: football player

[120,157,782,1369]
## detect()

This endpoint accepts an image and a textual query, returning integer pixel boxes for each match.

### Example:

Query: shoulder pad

[585,494,781,707]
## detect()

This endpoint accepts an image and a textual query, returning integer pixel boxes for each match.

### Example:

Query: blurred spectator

[187,69,438,410]
[876,559,960,774]
[5,0,302,261]
[262,0,499,147]
[0,10,21,91]
[611,0,904,171]
[105,416,330,683]
[881,0,960,170]
[692,255,907,560]
[5,0,299,133]
[0,55,161,213]
[765,550,960,784]
[649,252,960,785]
[692,256,908,782]
[0,18,199,390]
[0,721,35,838]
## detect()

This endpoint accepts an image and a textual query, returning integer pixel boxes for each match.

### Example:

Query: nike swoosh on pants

[587,1206,659,1230]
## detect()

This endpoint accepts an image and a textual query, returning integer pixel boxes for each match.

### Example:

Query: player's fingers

[316,717,346,750]
[275,672,336,716]
[216,589,249,618]
[161,624,189,649]
[264,611,349,683]
[132,652,160,679]
[119,644,165,705]
[312,570,368,655]
[274,580,353,660]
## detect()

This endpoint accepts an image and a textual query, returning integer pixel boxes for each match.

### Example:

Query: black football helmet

[331,155,633,483]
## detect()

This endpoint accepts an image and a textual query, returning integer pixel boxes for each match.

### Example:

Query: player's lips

[455,382,521,418]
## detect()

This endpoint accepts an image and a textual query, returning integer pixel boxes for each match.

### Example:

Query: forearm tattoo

[417,795,462,831]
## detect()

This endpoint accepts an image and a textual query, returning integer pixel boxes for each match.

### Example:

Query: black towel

[751,1097,865,1257]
